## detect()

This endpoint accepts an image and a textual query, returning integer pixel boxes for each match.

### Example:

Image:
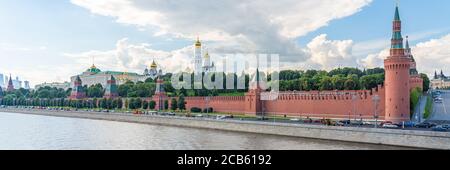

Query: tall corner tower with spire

[384,4,411,123]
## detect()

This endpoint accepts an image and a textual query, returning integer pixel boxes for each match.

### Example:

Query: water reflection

[0,112,405,150]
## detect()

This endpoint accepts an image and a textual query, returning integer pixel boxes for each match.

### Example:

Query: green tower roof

[394,5,400,21]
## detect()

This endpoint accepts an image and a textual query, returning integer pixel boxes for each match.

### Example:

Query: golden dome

[150,60,157,68]
[195,36,201,47]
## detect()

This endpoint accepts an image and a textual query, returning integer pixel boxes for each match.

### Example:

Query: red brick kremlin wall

[181,85,386,120]
[410,76,424,91]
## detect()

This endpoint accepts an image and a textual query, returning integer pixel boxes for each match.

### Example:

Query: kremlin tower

[104,75,119,99]
[406,36,424,91]
[152,76,168,111]
[384,5,411,123]
[69,76,86,99]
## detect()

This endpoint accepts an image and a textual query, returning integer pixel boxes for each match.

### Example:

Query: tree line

[0,67,431,101]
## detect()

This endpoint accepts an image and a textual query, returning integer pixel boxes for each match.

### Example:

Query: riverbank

[1,108,449,149]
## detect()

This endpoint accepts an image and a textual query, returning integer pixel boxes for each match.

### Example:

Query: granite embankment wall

[2,108,449,149]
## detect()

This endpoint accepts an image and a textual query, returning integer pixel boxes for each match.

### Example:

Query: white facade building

[35,82,71,90]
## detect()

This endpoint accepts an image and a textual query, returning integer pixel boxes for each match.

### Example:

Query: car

[290,118,300,122]
[335,121,345,126]
[217,115,232,120]
[395,121,416,128]
[195,114,204,118]
[432,125,448,132]
[382,123,399,129]
[441,124,450,129]
[167,112,176,116]
[363,121,374,125]
[350,120,364,126]
[415,122,436,128]
[339,120,351,125]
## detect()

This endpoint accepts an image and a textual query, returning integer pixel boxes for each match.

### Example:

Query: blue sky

[1,0,449,87]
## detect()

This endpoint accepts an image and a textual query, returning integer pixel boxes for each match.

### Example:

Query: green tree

[149,101,156,110]
[164,100,169,110]
[178,95,186,111]
[420,73,430,92]
[170,98,178,111]
[142,100,149,110]
[87,84,104,98]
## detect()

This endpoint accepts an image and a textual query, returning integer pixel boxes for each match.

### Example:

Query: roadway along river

[0,112,408,150]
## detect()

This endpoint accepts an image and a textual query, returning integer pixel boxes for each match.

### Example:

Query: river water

[0,112,406,150]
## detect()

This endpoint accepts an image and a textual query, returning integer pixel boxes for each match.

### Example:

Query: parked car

[335,121,345,126]
[289,118,300,122]
[441,124,450,129]
[350,120,364,126]
[432,125,448,132]
[379,121,393,127]
[339,120,351,125]
[382,123,399,129]
[415,122,436,128]
[395,121,416,128]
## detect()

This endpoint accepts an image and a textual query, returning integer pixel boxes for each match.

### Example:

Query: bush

[202,107,213,113]
[149,101,156,110]
[190,107,202,113]
[410,87,421,118]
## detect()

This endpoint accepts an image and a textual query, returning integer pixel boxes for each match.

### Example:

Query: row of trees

[0,95,188,112]
[0,68,431,101]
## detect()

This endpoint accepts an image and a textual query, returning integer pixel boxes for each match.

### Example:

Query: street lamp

[372,95,380,128]
[352,94,357,122]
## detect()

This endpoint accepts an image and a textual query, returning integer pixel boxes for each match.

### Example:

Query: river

[0,112,406,150]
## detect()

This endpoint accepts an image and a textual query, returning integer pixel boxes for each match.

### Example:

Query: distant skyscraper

[24,81,30,89]
[12,76,22,89]
[0,73,4,87]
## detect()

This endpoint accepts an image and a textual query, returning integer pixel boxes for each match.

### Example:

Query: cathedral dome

[150,60,158,69]
[195,36,201,47]
[86,64,101,74]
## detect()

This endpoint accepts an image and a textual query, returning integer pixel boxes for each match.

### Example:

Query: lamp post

[352,94,357,122]
[372,95,380,128]
[205,96,210,115]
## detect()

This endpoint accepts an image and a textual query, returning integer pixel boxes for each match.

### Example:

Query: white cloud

[71,0,372,61]
[359,34,450,76]
[305,34,356,70]
[64,38,194,75]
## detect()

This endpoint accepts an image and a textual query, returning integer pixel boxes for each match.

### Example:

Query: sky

[0,0,450,87]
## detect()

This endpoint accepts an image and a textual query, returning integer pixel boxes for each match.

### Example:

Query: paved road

[428,90,450,124]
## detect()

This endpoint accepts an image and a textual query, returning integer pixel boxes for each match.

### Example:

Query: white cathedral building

[194,37,216,74]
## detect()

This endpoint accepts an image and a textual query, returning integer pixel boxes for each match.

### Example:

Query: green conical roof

[394,5,400,21]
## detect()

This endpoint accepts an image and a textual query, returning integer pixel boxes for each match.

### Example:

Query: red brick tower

[384,5,411,123]
[104,75,119,99]
[152,77,168,111]
[245,69,262,115]
[405,36,424,91]
[69,76,86,99]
